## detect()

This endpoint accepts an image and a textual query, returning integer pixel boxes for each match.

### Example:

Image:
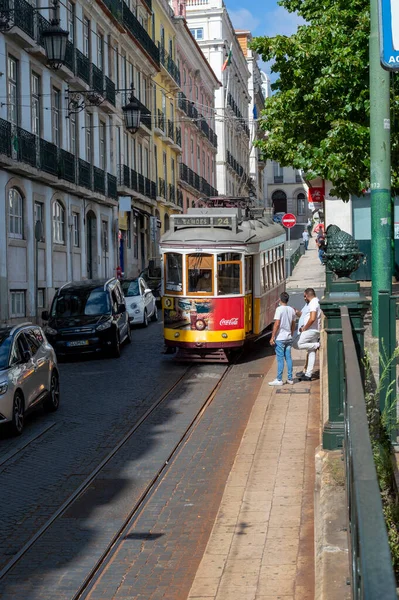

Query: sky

[225,2,305,83]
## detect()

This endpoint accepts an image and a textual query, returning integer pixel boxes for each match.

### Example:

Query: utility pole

[370,0,391,337]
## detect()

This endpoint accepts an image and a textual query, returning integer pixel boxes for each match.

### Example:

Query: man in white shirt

[297,288,321,381]
[269,292,296,386]
[302,229,310,250]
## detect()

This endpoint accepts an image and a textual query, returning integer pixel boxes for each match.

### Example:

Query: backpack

[318,237,326,250]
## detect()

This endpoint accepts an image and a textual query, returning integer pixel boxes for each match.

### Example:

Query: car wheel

[11,392,24,436]
[44,371,60,412]
[143,310,149,328]
[151,305,158,322]
[110,332,121,358]
[126,324,132,344]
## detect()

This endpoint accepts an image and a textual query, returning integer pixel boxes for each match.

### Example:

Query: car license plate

[66,340,89,347]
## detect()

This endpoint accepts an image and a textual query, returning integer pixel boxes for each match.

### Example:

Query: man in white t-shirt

[297,288,321,381]
[302,229,310,250]
[269,292,296,386]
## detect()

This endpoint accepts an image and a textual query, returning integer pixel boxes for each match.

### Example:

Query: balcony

[177,189,183,208]
[158,177,166,199]
[274,175,284,184]
[0,119,11,157]
[179,163,217,197]
[94,166,106,194]
[121,3,160,67]
[0,118,117,200]
[227,92,250,138]
[59,149,75,183]
[117,165,156,202]
[159,46,180,87]
[227,150,246,179]
[178,92,217,149]
[168,183,176,204]
[78,158,92,189]
[107,173,117,199]
[40,139,58,177]
[156,110,165,133]
[76,49,91,86]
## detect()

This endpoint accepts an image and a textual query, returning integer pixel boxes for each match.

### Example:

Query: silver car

[0,323,60,435]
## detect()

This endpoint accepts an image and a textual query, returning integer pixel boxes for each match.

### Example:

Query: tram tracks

[0,362,234,599]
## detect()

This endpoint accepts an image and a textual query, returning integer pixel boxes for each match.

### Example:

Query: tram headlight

[221,333,228,339]
[174,332,180,338]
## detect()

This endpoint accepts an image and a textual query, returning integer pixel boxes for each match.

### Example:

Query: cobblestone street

[0,321,188,571]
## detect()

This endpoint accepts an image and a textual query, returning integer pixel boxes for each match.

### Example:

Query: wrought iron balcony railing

[122,3,159,66]
[177,189,183,208]
[178,92,217,148]
[0,118,11,157]
[78,158,92,189]
[104,76,116,106]
[159,46,180,86]
[59,149,75,183]
[167,119,174,141]
[40,138,58,176]
[157,109,165,132]
[76,49,91,86]
[179,163,217,197]
[107,173,117,198]
[158,177,166,199]
[94,166,106,194]
[0,119,119,198]
[168,183,176,204]
[138,173,145,195]
[16,126,36,168]
[175,126,181,147]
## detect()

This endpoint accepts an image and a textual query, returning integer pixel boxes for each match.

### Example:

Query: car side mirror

[41,310,49,321]
[22,350,31,363]
[118,303,126,314]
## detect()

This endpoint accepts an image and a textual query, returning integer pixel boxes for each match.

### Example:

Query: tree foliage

[251,0,399,201]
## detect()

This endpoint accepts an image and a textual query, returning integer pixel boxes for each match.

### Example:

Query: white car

[121,278,158,327]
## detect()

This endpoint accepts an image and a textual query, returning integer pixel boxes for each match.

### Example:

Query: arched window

[271,190,287,214]
[164,213,170,232]
[297,192,306,216]
[8,188,23,239]
[53,200,65,244]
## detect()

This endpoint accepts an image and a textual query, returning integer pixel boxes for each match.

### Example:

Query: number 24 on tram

[160,208,286,360]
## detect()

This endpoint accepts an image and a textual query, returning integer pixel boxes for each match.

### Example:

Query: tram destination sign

[175,215,234,227]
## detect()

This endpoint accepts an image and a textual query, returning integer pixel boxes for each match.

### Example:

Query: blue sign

[380,0,399,70]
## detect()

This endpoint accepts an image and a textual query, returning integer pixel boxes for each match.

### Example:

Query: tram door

[244,256,253,334]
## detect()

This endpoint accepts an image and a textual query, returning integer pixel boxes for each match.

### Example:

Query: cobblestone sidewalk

[187,360,320,600]
[187,239,323,600]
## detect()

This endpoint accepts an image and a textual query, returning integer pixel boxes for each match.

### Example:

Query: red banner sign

[308,183,325,203]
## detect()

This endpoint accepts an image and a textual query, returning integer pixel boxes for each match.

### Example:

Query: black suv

[42,278,131,358]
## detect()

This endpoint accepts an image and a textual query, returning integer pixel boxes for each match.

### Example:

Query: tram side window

[261,253,268,292]
[217,253,241,295]
[188,254,213,294]
[165,253,183,293]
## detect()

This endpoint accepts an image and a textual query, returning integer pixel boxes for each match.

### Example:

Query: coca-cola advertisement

[163,297,244,331]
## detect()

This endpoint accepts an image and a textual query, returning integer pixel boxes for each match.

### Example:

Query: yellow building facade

[152,0,183,233]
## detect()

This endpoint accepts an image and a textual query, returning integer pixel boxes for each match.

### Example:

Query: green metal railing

[122,3,159,66]
[78,158,92,189]
[93,166,106,194]
[378,290,398,441]
[40,138,58,176]
[340,306,397,599]
[107,173,117,199]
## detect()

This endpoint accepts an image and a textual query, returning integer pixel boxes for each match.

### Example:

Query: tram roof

[160,208,286,246]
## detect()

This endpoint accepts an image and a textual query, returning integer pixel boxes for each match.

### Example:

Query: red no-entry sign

[281,213,296,228]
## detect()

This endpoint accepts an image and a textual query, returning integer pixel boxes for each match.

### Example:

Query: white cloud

[262,6,305,37]
[229,8,260,32]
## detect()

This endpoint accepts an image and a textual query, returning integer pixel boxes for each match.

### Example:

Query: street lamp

[122,88,141,134]
[41,18,68,69]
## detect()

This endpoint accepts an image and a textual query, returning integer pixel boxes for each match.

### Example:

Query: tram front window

[188,254,213,294]
[165,253,183,292]
[217,253,241,295]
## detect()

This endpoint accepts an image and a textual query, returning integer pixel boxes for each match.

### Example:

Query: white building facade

[0,0,160,323]
[185,0,251,197]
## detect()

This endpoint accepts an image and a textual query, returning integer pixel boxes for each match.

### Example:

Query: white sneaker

[268,379,283,386]
[286,379,294,385]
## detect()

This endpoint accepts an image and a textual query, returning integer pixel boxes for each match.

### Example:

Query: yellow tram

[160,198,286,360]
